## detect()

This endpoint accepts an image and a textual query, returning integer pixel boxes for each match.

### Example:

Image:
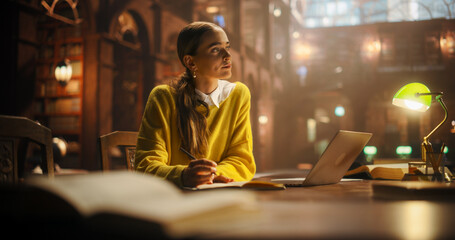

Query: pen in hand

[179,146,196,160]
[180,146,217,177]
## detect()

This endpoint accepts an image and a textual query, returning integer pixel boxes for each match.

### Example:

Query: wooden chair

[0,115,54,183]
[99,131,138,171]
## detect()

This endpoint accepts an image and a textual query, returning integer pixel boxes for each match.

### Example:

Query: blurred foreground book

[0,171,259,239]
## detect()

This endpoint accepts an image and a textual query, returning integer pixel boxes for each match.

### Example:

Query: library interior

[2,0,455,239]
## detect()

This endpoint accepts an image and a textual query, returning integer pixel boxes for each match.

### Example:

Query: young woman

[134,21,256,188]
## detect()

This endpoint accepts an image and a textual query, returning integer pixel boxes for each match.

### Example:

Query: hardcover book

[1,171,259,238]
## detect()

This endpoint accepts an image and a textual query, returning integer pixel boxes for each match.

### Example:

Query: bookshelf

[34,23,83,168]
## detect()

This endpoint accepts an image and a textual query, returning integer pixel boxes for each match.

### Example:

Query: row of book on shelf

[36,79,80,96]
[48,116,80,132]
[43,98,80,114]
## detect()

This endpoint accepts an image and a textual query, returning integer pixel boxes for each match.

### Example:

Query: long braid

[173,69,209,158]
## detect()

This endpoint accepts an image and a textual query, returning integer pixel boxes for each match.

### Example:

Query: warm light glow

[398,202,436,240]
[334,66,343,73]
[292,31,300,39]
[364,40,381,58]
[275,53,283,60]
[258,115,268,125]
[446,37,453,50]
[294,43,312,59]
[53,137,68,156]
[206,6,219,14]
[404,99,425,110]
[273,7,281,17]
[440,37,447,46]
[307,118,316,142]
[318,116,330,123]
[369,41,381,52]
[392,98,429,112]
[55,59,72,86]
[440,32,455,55]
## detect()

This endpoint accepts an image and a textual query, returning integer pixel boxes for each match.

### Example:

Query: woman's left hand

[213,174,234,183]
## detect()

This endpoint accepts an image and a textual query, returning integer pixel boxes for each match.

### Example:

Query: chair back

[99,131,138,171]
[0,115,54,183]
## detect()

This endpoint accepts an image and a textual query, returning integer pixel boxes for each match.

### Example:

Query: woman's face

[190,27,232,83]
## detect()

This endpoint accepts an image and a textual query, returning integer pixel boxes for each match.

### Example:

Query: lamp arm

[423,96,448,144]
[416,92,443,96]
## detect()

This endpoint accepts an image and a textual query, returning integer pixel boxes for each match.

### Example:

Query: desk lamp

[392,83,448,173]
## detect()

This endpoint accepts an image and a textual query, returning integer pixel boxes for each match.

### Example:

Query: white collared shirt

[195,80,236,108]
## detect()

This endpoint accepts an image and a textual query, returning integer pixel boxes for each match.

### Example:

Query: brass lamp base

[420,95,449,182]
[421,141,448,182]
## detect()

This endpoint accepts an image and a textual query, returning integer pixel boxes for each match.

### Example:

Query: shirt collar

[195,81,222,108]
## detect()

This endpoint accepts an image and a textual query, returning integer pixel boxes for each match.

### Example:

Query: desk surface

[198,180,455,240]
[4,171,455,240]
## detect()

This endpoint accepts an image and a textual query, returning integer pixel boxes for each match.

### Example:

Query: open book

[344,163,409,180]
[187,180,286,190]
[1,171,259,238]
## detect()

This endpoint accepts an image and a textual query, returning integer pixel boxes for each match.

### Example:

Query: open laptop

[271,130,372,187]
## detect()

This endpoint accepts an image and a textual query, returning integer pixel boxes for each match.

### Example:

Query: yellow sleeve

[216,83,256,181]
[134,86,185,186]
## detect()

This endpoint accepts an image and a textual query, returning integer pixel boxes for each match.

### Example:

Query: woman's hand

[182,159,217,187]
[213,174,234,183]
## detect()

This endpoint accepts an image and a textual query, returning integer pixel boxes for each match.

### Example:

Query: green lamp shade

[396,146,412,155]
[363,146,377,155]
[392,83,431,112]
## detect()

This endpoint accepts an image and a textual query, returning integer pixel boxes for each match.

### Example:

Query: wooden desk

[198,180,455,240]
[2,171,454,240]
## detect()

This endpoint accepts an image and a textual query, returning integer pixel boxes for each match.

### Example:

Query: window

[295,0,455,29]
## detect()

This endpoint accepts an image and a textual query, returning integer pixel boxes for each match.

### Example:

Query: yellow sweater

[134,82,256,187]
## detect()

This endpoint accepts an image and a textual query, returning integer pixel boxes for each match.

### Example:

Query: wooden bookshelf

[34,22,84,168]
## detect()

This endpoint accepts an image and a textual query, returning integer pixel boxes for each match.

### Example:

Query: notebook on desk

[271,130,372,187]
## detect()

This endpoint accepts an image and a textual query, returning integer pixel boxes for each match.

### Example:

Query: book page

[26,171,258,227]
[366,163,408,180]
[192,180,286,190]
[192,181,248,190]
[366,163,409,172]
[370,167,405,180]
[345,163,409,179]
[28,171,181,216]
